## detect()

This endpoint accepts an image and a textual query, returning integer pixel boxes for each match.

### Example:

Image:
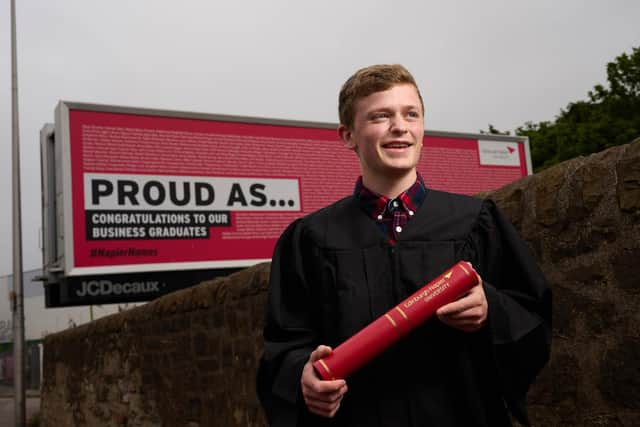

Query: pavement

[0,396,41,427]
[0,384,41,426]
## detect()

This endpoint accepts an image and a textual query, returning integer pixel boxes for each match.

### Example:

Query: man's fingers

[303,381,347,418]
[302,383,345,399]
[436,280,488,332]
[301,345,349,418]
[437,295,475,316]
[302,376,346,395]
[305,386,347,417]
[307,396,343,410]
[304,387,346,407]
[307,399,342,418]
[302,382,347,402]
[436,284,483,316]
[309,345,333,362]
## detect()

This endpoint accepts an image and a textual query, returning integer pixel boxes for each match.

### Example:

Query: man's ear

[338,125,357,151]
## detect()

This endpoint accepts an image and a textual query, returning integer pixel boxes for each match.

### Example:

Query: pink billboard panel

[60,103,530,276]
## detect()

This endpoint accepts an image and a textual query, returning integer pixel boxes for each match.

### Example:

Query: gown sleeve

[462,199,552,426]
[256,219,318,427]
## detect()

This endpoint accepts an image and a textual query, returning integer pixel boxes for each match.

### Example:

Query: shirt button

[377,214,383,221]
[392,201,399,208]
[408,210,414,216]
[395,226,402,233]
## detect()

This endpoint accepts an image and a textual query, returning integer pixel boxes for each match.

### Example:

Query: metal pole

[10,0,27,425]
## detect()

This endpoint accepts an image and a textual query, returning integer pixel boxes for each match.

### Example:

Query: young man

[257,65,551,427]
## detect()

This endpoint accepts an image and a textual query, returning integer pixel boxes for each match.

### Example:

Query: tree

[480,124,511,136]
[512,47,640,171]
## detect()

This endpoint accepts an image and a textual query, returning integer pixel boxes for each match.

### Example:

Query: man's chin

[380,165,418,178]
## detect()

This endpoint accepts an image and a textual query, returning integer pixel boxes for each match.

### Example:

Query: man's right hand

[301,345,349,418]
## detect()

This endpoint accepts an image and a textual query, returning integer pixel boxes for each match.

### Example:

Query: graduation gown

[257,189,551,427]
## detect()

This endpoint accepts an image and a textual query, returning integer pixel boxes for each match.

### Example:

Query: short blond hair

[338,64,424,129]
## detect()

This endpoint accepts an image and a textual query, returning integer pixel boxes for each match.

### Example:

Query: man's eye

[370,112,389,120]
[406,111,420,118]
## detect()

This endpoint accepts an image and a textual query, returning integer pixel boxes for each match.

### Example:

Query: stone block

[565,262,605,284]
[580,161,610,210]
[534,165,566,226]
[611,247,640,292]
[212,309,224,329]
[491,186,524,226]
[196,357,220,374]
[598,336,640,410]
[226,308,239,335]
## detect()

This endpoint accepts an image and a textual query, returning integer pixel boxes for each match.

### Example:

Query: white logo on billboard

[478,140,520,167]
[77,280,161,297]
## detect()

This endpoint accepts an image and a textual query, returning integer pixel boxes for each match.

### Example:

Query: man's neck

[361,170,418,199]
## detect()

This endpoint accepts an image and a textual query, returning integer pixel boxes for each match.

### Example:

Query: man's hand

[301,345,348,418]
[436,279,488,332]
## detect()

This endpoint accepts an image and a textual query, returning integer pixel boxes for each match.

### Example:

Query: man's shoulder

[299,196,359,236]
[289,195,379,249]
[303,196,356,221]
[401,189,489,241]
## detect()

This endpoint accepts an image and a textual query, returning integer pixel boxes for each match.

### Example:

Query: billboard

[42,101,531,306]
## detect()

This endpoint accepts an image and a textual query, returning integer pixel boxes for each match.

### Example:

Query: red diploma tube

[313,261,480,380]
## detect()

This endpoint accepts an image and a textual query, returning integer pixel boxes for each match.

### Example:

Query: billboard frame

[43,100,531,306]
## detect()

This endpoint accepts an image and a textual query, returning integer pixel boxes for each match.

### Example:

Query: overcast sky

[0,0,639,276]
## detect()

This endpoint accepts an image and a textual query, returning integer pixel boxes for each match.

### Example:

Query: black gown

[257,189,551,427]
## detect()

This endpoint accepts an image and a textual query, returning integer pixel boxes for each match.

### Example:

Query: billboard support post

[10,0,27,424]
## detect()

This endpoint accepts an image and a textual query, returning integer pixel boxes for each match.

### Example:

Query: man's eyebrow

[366,105,421,113]
[368,103,420,110]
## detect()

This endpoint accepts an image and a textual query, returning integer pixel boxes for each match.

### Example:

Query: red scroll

[313,261,480,380]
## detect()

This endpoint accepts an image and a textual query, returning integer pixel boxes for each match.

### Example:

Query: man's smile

[382,141,414,150]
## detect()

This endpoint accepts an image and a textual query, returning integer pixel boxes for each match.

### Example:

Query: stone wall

[42,139,640,426]
[41,264,271,426]
[487,138,640,426]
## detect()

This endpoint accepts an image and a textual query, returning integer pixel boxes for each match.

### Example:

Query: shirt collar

[354,173,427,220]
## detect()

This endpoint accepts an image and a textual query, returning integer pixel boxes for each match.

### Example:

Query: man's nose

[390,115,408,134]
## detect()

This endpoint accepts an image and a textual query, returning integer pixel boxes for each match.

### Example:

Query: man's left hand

[436,280,488,332]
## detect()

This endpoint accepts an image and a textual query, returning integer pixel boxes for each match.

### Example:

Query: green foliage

[480,124,511,136]
[505,47,640,171]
